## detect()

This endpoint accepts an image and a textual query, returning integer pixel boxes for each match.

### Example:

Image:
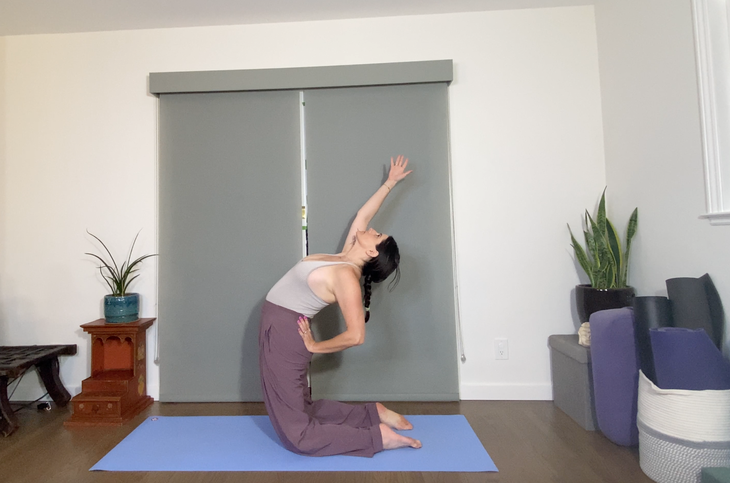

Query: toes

[394,415,412,431]
[380,424,422,450]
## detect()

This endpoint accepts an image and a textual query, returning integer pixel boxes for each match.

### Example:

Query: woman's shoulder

[303,254,361,276]
[302,253,355,263]
[302,253,340,262]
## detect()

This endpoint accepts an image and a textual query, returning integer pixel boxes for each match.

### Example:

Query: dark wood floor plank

[0,400,654,483]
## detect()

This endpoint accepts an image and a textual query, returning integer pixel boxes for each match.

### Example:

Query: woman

[259,155,421,458]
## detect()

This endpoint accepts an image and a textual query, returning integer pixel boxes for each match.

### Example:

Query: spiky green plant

[86,231,157,296]
[568,189,638,289]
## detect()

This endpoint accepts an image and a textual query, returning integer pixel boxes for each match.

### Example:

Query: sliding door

[158,91,302,401]
[305,84,459,401]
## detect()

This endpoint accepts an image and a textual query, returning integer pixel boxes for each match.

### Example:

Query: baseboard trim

[148,383,159,401]
[313,393,460,402]
[460,383,553,400]
[17,385,552,402]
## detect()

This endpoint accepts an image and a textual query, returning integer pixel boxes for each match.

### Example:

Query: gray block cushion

[548,334,590,363]
[702,467,730,483]
[589,307,640,446]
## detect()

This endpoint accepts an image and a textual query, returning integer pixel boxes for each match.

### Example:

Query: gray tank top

[266,259,359,317]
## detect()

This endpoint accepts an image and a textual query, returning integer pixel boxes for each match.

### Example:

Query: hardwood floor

[0,400,653,483]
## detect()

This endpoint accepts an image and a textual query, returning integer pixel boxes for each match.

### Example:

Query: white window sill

[699,212,730,225]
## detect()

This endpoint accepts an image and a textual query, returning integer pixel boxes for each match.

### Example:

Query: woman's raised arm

[342,155,412,251]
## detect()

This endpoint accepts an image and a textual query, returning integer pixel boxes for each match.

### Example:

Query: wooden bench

[0,345,77,436]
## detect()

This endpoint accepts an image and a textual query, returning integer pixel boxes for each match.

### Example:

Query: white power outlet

[495,338,509,360]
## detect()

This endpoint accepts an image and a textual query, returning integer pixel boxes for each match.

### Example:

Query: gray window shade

[155,62,456,403]
[158,91,302,402]
[304,84,459,401]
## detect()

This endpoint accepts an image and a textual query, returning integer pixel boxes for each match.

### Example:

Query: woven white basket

[638,371,730,442]
[639,421,730,483]
[637,371,730,483]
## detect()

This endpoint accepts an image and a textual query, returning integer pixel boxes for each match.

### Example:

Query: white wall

[594,0,730,356]
[1,6,605,401]
[0,37,5,343]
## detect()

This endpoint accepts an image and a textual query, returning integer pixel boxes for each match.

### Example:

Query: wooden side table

[65,318,155,427]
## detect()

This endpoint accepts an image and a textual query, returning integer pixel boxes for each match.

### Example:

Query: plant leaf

[606,218,623,288]
[568,190,638,290]
[586,212,614,289]
[86,230,156,296]
[97,266,116,294]
[86,230,120,277]
[121,274,140,295]
[596,188,608,239]
[569,224,595,286]
[584,212,598,262]
[126,231,142,274]
[621,208,639,286]
[121,254,157,282]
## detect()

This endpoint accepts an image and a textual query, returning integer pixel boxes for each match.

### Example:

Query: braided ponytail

[362,274,373,323]
[361,236,401,323]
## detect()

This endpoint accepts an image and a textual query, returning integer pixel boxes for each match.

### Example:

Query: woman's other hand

[387,155,413,185]
[297,316,316,352]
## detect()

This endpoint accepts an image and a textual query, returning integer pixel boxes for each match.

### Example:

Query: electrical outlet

[495,338,509,360]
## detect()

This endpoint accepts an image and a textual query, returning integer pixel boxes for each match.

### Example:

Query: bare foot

[376,402,413,430]
[380,423,422,450]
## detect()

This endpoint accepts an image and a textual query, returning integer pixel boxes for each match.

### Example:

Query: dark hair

[362,236,401,323]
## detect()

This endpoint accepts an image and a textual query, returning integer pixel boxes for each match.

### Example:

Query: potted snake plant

[568,189,638,322]
[86,231,157,323]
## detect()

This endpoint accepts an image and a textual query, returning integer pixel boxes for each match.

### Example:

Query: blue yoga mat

[91,415,497,472]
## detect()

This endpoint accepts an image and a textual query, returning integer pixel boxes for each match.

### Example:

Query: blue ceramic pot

[104,293,140,323]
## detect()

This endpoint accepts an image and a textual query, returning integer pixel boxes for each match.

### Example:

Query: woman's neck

[340,245,369,268]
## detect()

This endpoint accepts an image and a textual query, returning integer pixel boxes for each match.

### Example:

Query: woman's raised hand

[387,155,413,184]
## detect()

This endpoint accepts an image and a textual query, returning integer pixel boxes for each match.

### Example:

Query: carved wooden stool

[0,345,78,436]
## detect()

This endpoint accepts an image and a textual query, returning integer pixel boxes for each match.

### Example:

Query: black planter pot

[575,284,635,323]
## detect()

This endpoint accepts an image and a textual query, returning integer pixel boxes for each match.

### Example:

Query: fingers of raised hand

[400,159,410,175]
[390,155,408,170]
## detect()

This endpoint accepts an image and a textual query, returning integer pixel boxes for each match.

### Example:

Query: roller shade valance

[150,60,453,94]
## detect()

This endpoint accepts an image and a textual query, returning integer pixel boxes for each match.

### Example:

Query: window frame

[693,0,730,224]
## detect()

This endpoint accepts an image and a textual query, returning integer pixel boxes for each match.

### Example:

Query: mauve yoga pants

[258,301,383,457]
